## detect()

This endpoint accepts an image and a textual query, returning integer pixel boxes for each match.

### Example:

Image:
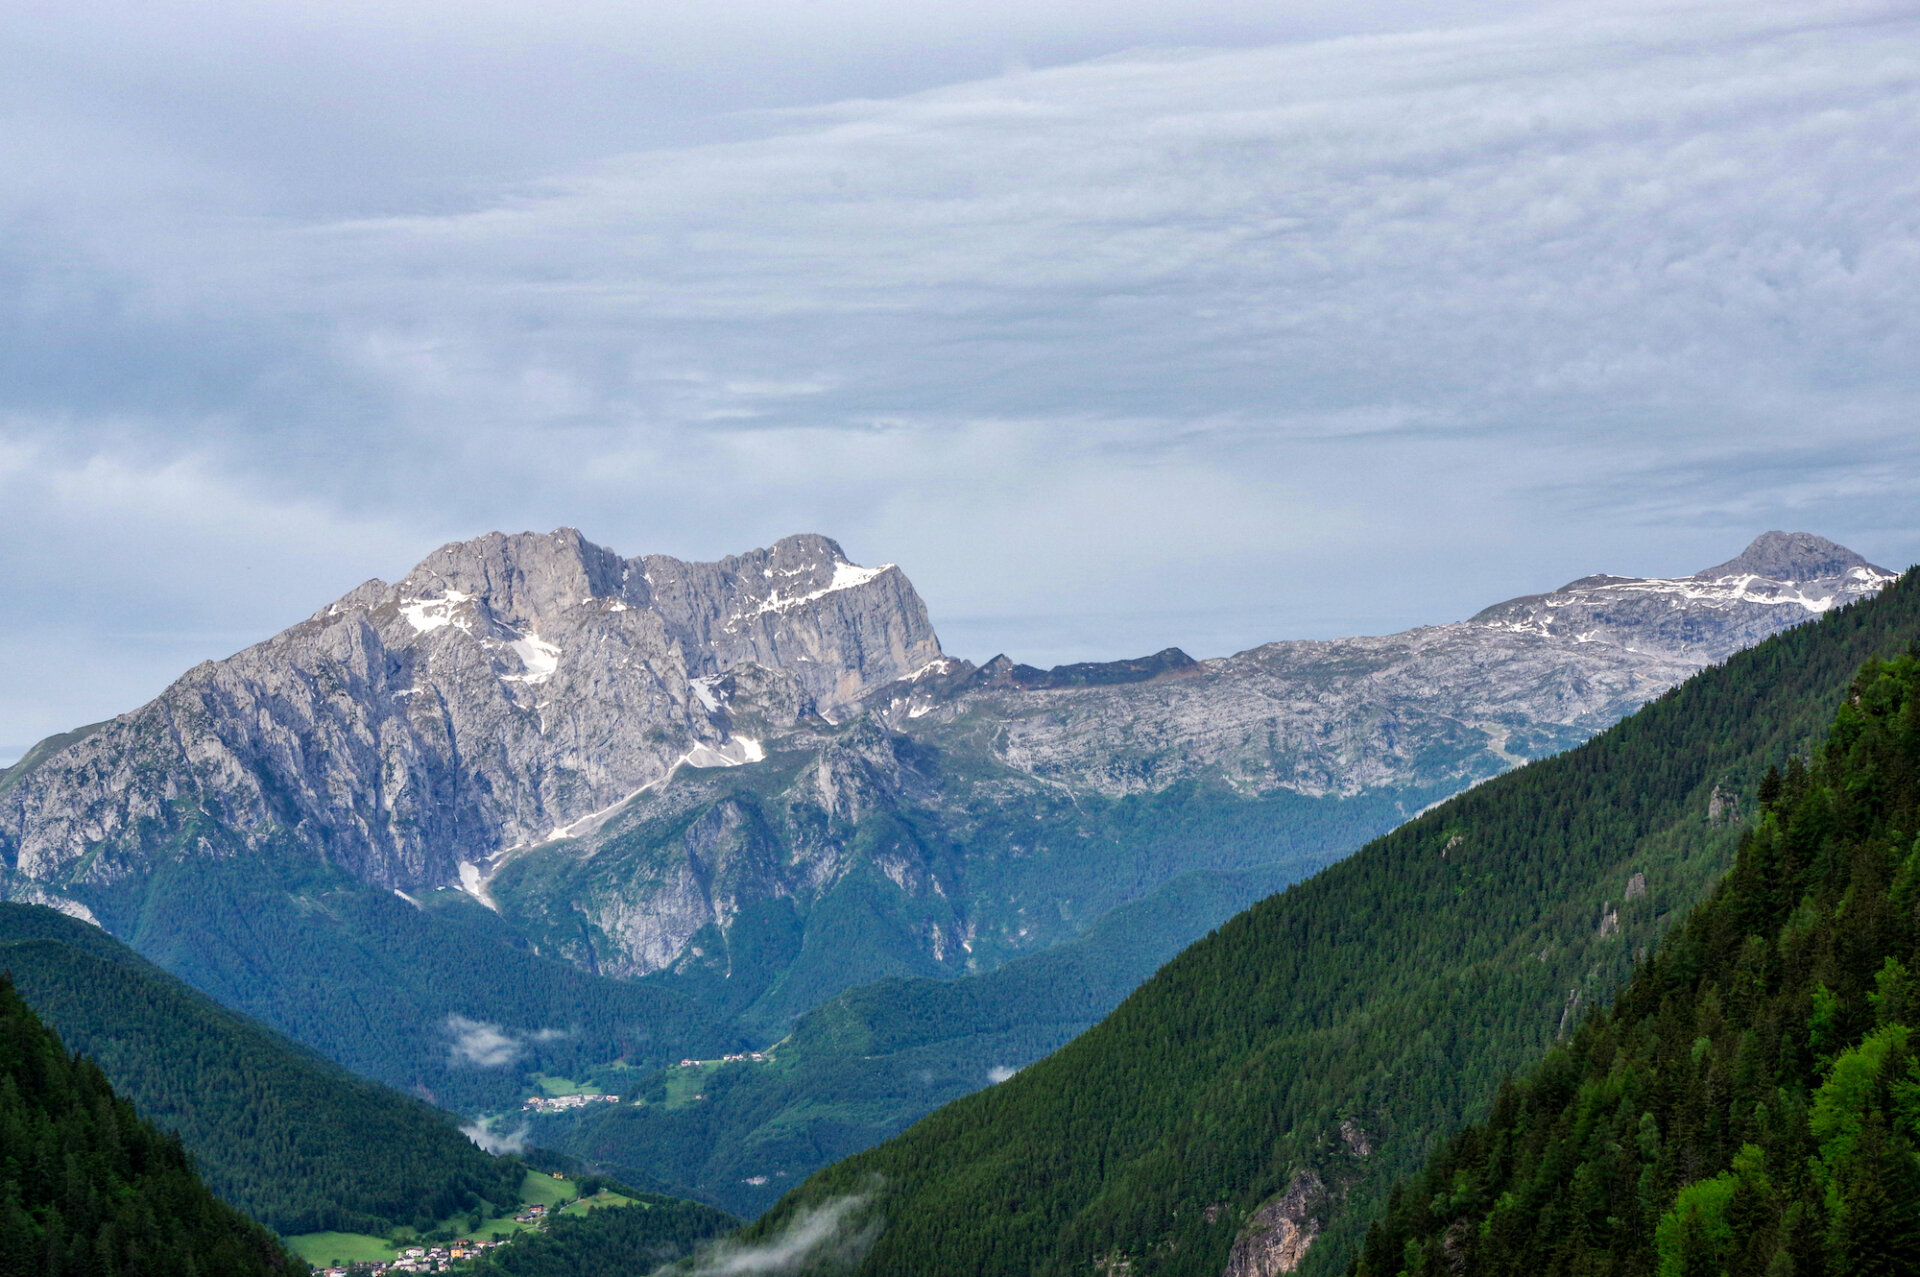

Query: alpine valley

[0,527,1896,1234]
[746,554,1920,1277]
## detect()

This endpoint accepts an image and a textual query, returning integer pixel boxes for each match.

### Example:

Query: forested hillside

[751,569,1920,1276]
[0,903,524,1235]
[0,973,301,1276]
[1354,650,1920,1275]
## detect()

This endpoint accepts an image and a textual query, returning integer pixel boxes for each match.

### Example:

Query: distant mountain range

[2,530,1887,922]
[0,527,1894,1215]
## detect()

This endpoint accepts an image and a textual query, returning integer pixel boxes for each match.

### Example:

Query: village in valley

[294,1169,626,1275]
[315,1231,516,1277]
[520,1091,622,1114]
[301,1058,780,1273]
[310,1202,552,1276]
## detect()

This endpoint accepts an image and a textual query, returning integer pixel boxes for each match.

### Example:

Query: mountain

[0,902,524,1235]
[887,530,1892,802]
[738,563,1919,1276]
[0,970,301,1276]
[0,528,1893,1216]
[1354,648,1920,1275]
[0,530,937,894]
[1471,529,1891,660]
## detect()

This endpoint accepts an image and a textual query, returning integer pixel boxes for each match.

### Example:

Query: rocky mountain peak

[1469,531,1894,663]
[395,528,626,625]
[1693,530,1885,583]
[0,530,942,893]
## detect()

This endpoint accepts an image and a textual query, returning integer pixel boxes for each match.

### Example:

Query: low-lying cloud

[461,1115,531,1156]
[987,1064,1020,1084]
[665,1190,882,1276]
[444,1014,568,1068]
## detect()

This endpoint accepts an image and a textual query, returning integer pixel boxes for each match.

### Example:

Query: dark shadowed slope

[0,972,301,1275]
[0,902,523,1235]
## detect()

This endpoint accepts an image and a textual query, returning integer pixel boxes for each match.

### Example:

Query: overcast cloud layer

[4,0,1919,750]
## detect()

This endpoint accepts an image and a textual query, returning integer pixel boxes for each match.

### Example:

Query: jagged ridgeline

[748,568,1920,1277]
[0,903,523,1235]
[1353,651,1920,1275]
[0,972,301,1276]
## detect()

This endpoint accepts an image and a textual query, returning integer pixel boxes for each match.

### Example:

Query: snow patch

[685,737,765,768]
[503,634,562,684]
[829,561,887,591]
[1483,566,1897,636]
[731,559,895,624]
[1600,568,1897,614]
[689,677,723,711]
[458,861,500,912]
[399,589,474,633]
[494,737,771,859]
[908,656,959,681]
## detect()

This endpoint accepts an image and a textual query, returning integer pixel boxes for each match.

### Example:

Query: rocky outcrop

[503,719,968,982]
[1224,1171,1330,1277]
[902,625,1696,801]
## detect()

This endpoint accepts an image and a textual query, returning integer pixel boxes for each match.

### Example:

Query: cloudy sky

[4,0,1919,752]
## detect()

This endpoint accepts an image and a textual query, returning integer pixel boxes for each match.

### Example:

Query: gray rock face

[492,717,969,989]
[0,530,940,891]
[875,533,1892,803]
[1696,529,1878,581]
[892,626,1697,801]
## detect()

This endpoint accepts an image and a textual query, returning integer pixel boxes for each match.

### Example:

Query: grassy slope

[286,1169,584,1266]
[0,902,523,1235]
[750,571,1920,1276]
[468,1189,740,1277]
[0,720,108,800]
[290,1172,738,1274]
